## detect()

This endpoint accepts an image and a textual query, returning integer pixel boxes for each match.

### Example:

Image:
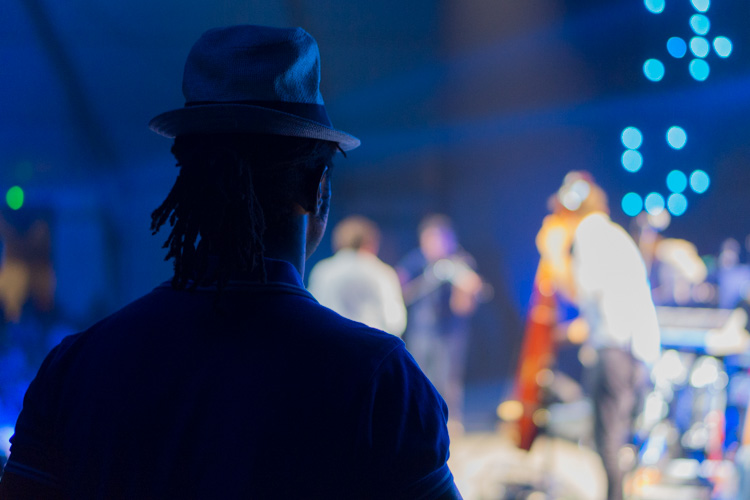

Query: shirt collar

[157,258,313,300]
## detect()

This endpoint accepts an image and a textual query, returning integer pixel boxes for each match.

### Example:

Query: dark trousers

[591,348,637,500]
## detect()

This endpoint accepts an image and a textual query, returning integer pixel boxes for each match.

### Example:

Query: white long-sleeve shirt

[573,212,661,364]
[308,249,407,336]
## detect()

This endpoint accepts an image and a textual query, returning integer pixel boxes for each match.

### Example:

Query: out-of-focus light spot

[689,59,710,81]
[667,193,688,216]
[433,259,456,281]
[690,170,710,193]
[667,37,687,58]
[643,59,665,81]
[570,179,590,200]
[691,0,710,13]
[497,400,523,421]
[666,170,688,193]
[653,350,689,385]
[690,37,710,58]
[690,15,710,35]
[648,210,672,231]
[645,0,665,14]
[690,357,720,388]
[622,150,643,172]
[645,193,666,216]
[621,127,643,149]
[561,191,582,211]
[622,192,643,217]
[666,126,687,149]
[532,408,551,427]
[714,36,733,58]
[6,186,24,210]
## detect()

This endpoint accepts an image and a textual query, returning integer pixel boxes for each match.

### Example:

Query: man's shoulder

[300,297,404,350]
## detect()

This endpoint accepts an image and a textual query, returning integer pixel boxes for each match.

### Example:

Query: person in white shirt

[538,171,660,500]
[308,216,406,336]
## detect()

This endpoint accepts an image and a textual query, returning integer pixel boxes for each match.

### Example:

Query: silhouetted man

[0,25,460,499]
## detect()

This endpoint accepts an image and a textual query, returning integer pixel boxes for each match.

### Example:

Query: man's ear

[313,166,329,215]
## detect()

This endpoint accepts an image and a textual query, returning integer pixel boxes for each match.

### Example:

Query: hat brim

[149,103,360,151]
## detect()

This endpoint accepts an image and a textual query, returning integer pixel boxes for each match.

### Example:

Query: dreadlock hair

[151,133,338,291]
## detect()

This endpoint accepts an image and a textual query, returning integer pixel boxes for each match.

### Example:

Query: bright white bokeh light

[645,0,665,14]
[667,193,688,216]
[561,180,591,211]
[691,0,710,13]
[690,37,710,58]
[667,37,687,58]
[690,357,720,388]
[666,170,688,193]
[621,127,643,149]
[689,59,710,81]
[622,150,643,172]
[645,193,666,216]
[714,36,733,58]
[666,126,687,149]
[643,59,665,81]
[622,193,643,217]
[690,15,710,35]
[690,170,710,193]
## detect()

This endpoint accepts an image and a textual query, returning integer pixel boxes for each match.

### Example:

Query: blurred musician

[536,172,661,500]
[397,214,483,432]
[308,215,406,336]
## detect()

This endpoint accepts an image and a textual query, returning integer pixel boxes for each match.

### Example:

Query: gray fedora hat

[149,25,360,151]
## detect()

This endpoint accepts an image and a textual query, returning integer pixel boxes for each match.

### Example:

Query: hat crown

[182,25,324,105]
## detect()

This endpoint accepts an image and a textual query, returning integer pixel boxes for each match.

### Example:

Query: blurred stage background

[2,0,750,497]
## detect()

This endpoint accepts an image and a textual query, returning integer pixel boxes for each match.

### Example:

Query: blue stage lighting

[622,150,643,173]
[689,59,710,81]
[690,15,710,35]
[621,127,643,149]
[645,0,665,14]
[667,37,687,58]
[691,0,710,12]
[690,170,710,193]
[666,170,688,193]
[666,126,687,149]
[714,36,733,57]
[690,37,710,58]
[643,59,665,81]
[622,193,643,217]
[645,193,666,216]
[667,194,688,216]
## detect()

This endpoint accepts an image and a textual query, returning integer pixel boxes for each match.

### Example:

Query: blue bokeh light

[690,15,710,35]
[690,37,710,58]
[714,36,733,58]
[689,59,710,81]
[622,150,643,173]
[666,170,688,193]
[690,170,710,193]
[667,37,687,58]
[691,0,710,13]
[667,194,688,216]
[621,127,643,149]
[645,193,666,216]
[666,126,687,149]
[622,193,643,217]
[643,59,665,81]
[645,0,665,14]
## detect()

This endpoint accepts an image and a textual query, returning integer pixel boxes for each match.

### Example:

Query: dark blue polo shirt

[4,259,457,498]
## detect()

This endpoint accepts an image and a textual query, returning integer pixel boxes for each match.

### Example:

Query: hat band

[185,100,332,127]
